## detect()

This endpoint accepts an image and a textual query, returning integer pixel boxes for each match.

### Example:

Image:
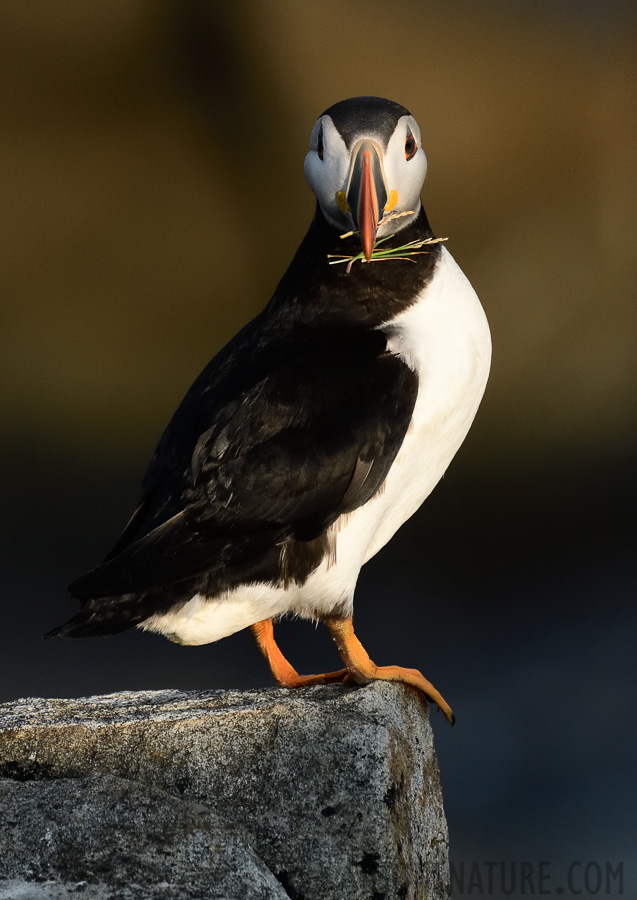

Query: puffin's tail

[44,590,173,638]
[44,606,135,639]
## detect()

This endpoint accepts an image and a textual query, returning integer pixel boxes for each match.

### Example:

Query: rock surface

[0,773,287,900]
[0,682,449,899]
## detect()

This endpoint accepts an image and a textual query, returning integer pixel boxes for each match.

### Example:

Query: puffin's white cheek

[414,151,427,187]
[303,152,321,193]
[394,156,427,210]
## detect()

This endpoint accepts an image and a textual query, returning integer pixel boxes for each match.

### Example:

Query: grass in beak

[328,211,447,274]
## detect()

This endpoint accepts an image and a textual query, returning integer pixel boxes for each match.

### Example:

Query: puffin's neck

[267,204,443,328]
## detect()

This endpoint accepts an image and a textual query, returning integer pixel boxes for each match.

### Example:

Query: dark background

[2,3,635,898]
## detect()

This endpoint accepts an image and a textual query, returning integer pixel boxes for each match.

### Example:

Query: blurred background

[1,2,635,897]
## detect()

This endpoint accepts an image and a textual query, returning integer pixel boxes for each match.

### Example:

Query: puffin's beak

[346,140,388,262]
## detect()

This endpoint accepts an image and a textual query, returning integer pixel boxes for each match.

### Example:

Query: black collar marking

[271,204,441,327]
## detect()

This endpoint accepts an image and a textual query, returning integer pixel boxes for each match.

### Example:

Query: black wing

[70,320,418,599]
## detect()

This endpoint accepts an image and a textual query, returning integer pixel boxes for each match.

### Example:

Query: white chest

[342,245,492,563]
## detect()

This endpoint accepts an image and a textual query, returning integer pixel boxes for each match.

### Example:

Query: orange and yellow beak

[346,140,388,261]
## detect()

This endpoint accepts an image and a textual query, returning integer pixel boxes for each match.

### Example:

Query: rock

[0,773,288,900]
[0,682,449,899]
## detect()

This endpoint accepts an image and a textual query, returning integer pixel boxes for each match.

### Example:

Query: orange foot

[251,616,454,723]
[324,615,455,725]
[250,619,348,688]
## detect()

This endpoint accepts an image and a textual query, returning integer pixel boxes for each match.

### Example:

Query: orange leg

[250,618,348,688]
[324,615,455,724]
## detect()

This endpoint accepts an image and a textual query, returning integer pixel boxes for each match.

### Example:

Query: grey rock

[0,773,287,900]
[0,775,287,900]
[0,682,449,899]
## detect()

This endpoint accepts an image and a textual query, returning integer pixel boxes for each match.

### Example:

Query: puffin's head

[304,96,427,261]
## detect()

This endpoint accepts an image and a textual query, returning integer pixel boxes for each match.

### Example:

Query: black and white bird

[48,97,491,724]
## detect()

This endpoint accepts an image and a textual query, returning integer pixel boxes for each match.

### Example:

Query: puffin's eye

[317,125,324,160]
[405,131,417,161]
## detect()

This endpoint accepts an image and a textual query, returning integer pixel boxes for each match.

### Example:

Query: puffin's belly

[139,547,365,645]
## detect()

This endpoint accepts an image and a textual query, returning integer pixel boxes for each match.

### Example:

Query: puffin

[47,97,491,724]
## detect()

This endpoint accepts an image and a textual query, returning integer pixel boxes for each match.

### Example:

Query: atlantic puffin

[47,97,491,724]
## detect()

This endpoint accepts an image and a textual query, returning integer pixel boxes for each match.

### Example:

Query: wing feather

[70,321,418,599]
